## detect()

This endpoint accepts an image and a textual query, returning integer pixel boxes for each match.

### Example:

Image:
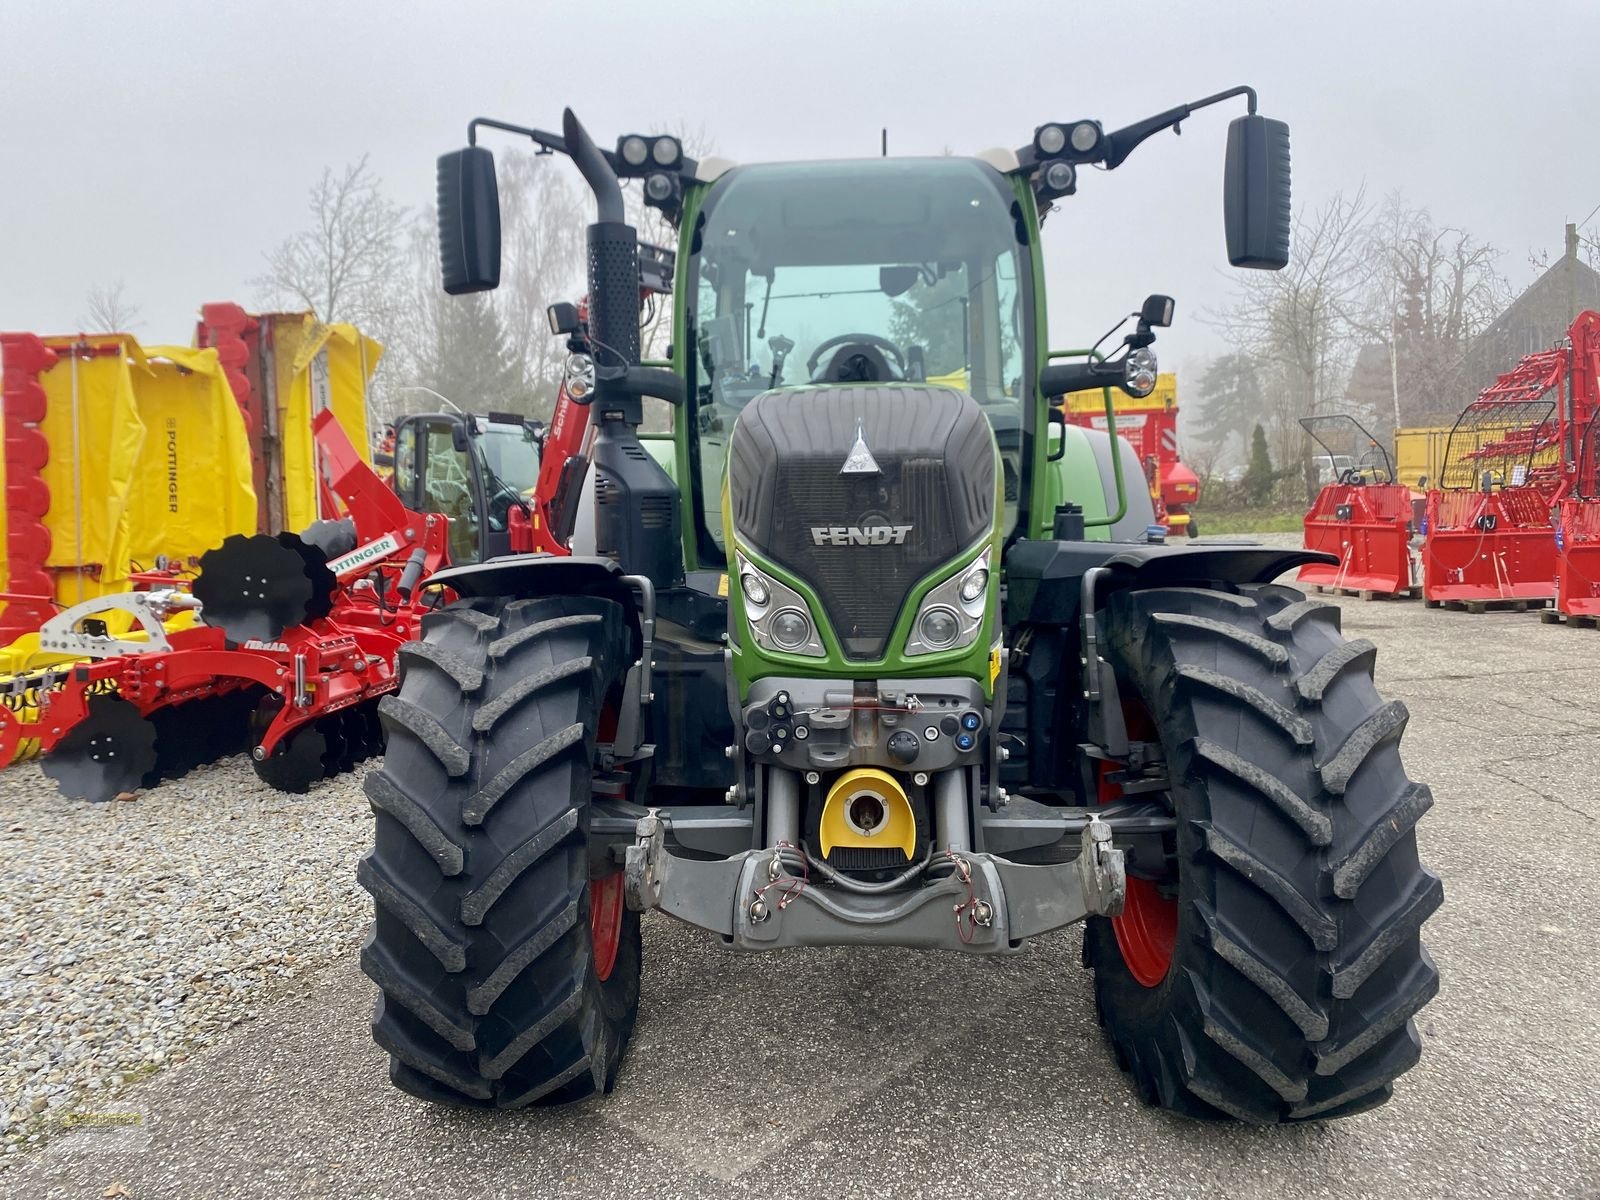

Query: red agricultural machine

[0,345,602,799]
[0,411,447,797]
[1549,417,1600,625]
[1421,310,1600,609]
[1297,415,1420,599]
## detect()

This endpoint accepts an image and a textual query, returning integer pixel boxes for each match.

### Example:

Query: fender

[1005,538,1336,625]
[1003,539,1336,777]
[423,554,644,656]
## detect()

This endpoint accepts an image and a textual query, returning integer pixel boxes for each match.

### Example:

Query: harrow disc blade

[252,722,328,794]
[318,714,348,779]
[360,701,385,759]
[193,533,335,643]
[334,709,369,773]
[278,532,339,624]
[147,692,255,785]
[147,703,207,784]
[43,695,158,802]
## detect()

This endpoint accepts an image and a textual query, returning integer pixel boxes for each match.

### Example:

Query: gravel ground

[0,758,371,1158]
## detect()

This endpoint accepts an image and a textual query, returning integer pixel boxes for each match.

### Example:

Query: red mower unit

[1297,415,1419,599]
[1422,311,1600,609]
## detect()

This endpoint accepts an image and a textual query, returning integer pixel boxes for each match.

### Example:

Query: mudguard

[424,554,644,653]
[1005,538,1335,625]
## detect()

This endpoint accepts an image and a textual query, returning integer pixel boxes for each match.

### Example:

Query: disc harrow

[1,411,451,801]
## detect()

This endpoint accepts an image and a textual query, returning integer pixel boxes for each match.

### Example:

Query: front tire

[359,595,641,1108]
[1085,583,1441,1122]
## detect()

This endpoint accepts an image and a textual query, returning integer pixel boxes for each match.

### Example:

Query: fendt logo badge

[810,525,913,547]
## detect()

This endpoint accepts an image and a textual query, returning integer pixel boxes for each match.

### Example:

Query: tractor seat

[816,343,897,383]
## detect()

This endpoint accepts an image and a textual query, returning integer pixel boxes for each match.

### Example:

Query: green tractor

[359,89,1440,1122]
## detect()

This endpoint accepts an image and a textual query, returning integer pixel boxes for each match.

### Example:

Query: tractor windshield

[475,422,540,495]
[686,157,1032,559]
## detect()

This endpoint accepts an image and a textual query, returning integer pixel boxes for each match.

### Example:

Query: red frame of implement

[1423,311,1600,604]
[1299,483,1417,596]
[0,413,448,768]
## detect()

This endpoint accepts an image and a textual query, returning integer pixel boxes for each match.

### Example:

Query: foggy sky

[4,0,1598,380]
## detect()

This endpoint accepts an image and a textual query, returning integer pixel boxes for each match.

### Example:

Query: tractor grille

[825,846,911,872]
[729,386,995,659]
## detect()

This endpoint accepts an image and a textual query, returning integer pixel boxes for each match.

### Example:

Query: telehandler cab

[359,89,1440,1122]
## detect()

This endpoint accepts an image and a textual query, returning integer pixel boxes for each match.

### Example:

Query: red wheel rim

[1096,710,1178,988]
[1113,875,1177,987]
[590,697,624,982]
[590,871,625,982]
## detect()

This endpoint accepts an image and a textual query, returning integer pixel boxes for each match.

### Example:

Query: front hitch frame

[622,811,1126,954]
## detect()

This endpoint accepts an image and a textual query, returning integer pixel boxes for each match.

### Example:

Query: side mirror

[1223,114,1291,270]
[451,422,470,453]
[1140,295,1175,328]
[437,146,502,294]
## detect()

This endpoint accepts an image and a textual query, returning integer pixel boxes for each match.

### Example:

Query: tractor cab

[686,157,1030,555]
[391,410,540,563]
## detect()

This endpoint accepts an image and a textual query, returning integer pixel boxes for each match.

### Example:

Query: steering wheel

[806,333,906,380]
[426,477,472,513]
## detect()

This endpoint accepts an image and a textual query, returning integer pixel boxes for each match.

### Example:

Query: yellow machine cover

[273,317,382,534]
[35,336,257,603]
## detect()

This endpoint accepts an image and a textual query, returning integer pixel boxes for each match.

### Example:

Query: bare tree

[253,156,408,422]
[497,148,588,414]
[253,156,407,331]
[1352,194,1511,425]
[80,280,141,333]
[1207,189,1376,498]
[388,151,584,423]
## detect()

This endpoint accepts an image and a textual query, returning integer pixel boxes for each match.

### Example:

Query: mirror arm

[1040,360,1122,398]
[1102,85,1258,169]
[468,117,568,155]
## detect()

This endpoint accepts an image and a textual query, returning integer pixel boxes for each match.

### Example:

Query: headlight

[917,606,961,650]
[740,571,769,607]
[1035,123,1067,155]
[735,554,825,657]
[1070,121,1100,153]
[906,547,991,657]
[1042,160,1076,193]
[651,135,681,166]
[619,136,649,167]
[645,172,676,203]
[958,565,988,605]
[770,609,812,651]
[1124,347,1158,398]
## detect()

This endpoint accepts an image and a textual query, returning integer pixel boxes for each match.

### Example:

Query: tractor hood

[727,385,996,660]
